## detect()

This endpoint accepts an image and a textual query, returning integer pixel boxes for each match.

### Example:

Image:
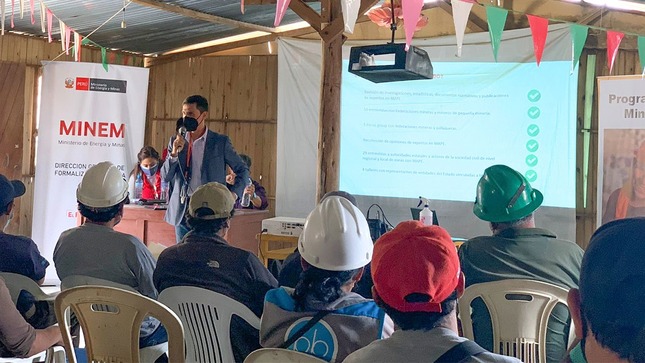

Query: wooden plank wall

[0,61,26,236]
[0,32,144,237]
[146,55,278,216]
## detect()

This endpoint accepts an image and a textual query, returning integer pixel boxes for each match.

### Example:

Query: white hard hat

[77,161,128,208]
[298,196,373,271]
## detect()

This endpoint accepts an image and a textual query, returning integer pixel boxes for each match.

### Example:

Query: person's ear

[567,288,585,339]
[5,201,14,215]
[353,267,365,282]
[456,271,465,298]
[300,257,311,271]
[371,286,382,305]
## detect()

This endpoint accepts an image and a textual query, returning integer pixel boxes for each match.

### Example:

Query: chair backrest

[0,272,57,304]
[54,286,185,363]
[244,348,327,363]
[60,275,138,293]
[158,286,261,363]
[458,279,575,363]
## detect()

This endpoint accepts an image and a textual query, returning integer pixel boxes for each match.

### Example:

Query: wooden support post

[315,0,344,201]
[317,32,344,202]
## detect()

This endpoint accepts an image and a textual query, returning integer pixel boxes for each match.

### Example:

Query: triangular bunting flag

[19,0,24,19]
[402,0,424,51]
[46,8,52,42]
[606,30,624,74]
[74,32,81,61]
[29,0,34,24]
[452,0,474,57]
[39,0,45,32]
[1,0,5,35]
[274,0,291,26]
[65,26,71,55]
[569,24,588,73]
[485,5,508,61]
[638,36,645,76]
[59,21,65,52]
[241,0,245,14]
[527,15,548,66]
[101,47,108,72]
[11,0,15,28]
[341,0,360,34]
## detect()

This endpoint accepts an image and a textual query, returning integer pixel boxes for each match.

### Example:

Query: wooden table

[78,205,270,256]
[257,233,299,267]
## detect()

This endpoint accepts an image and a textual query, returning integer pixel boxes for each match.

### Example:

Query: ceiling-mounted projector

[348,43,433,83]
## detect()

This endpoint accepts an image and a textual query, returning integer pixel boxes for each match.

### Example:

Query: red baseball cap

[371,221,462,313]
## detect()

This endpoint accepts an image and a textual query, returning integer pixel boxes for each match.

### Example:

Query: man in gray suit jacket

[162,95,249,243]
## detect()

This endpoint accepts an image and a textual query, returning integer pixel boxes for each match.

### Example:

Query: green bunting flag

[101,47,108,72]
[485,5,508,62]
[570,24,589,73]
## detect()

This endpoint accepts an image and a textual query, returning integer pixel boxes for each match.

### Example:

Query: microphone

[179,126,187,138]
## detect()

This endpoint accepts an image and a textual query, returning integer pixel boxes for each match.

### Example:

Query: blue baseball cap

[0,174,25,208]
[580,218,645,329]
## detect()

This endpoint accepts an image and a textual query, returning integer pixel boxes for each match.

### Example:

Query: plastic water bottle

[161,181,169,202]
[419,200,433,226]
[135,173,143,200]
[240,178,252,207]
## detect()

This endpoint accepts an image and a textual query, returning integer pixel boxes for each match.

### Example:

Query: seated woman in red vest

[128,146,162,201]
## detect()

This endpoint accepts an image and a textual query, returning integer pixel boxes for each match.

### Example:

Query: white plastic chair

[54,285,185,363]
[458,279,576,363]
[244,348,327,363]
[59,275,168,361]
[0,273,65,363]
[0,346,66,363]
[158,286,261,363]
[0,272,58,305]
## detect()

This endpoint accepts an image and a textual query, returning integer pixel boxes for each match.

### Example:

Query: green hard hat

[473,165,543,223]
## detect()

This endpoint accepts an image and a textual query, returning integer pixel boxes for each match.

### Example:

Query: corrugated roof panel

[1,0,312,54]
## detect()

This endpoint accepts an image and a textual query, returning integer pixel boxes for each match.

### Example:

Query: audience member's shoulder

[460,235,495,252]
[0,232,35,245]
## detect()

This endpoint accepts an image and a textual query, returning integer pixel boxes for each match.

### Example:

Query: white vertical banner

[597,76,645,226]
[33,61,149,283]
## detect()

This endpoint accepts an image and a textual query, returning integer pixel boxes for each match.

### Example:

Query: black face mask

[182,116,199,132]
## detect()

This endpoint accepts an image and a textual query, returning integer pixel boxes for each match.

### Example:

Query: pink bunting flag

[402,0,424,51]
[274,0,291,27]
[527,15,548,66]
[29,0,34,24]
[241,0,245,14]
[65,26,72,55]
[46,8,52,42]
[452,0,475,57]
[11,0,15,28]
[606,30,624,74]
